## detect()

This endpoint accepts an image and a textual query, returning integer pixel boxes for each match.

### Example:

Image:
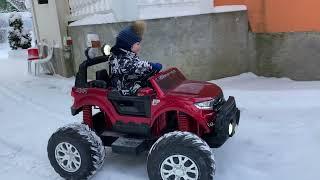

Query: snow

[20,34,28,44]
[69,3,247,26]
[8,48,28,58]
[24,0,32,10]
[213,5,247,13]
[1,44,320,180]
[9,12,22,24]
[139,5,247,20]
[69,13,116,27]
[0,43,9,59]
[0,12,33,44]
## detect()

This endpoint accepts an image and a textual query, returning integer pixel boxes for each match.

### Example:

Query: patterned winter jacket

[110,47,152,96]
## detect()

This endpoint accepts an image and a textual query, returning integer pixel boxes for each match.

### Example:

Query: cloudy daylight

[0,0,320,180]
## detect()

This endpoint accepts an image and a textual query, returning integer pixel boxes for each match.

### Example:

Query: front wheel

[147,132,216,180]
[47,123,105,179]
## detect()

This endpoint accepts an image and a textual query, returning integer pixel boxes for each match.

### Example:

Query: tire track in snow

[0,137,60,179]
[0,81,77,179]
[0,83,64,179]
[0,82,71,179]
[0,83,66,122]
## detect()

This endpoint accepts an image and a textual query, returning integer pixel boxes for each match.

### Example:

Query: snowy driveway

[1,47,320,180]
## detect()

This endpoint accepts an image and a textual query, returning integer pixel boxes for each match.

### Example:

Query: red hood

[167,80,222,98]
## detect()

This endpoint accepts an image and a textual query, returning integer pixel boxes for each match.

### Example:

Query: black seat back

[96,69,110,86]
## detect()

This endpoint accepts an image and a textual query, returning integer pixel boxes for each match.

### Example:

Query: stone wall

[254,32,320,80]
[68,11,320,81]
[69,11,251,80]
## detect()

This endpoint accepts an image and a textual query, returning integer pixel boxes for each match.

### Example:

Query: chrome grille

[213,93,225,111]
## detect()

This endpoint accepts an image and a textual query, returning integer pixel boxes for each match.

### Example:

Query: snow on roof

[69,5,247,27]
[69,14,116,27]
[212,5,247,13]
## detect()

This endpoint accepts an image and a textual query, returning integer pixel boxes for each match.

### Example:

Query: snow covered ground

[1,43,320,180]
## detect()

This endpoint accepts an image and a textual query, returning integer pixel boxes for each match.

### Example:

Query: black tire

[47,123,105,180]
[147,132,216,180]
[203,133,228,148]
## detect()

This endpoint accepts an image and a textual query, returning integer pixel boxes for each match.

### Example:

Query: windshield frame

[149,67,187,98]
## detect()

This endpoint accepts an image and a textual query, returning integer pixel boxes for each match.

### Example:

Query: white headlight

[71,96,75,105]
[194,99,215,110]
[103,44,111,56]
[229,123,234,135]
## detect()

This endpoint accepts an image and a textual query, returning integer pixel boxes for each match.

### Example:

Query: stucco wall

[253,32,320,80]
[69,11,251,80]
[215,0,320,33]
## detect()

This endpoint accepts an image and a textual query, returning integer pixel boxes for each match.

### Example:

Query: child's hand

[150,62,162,71]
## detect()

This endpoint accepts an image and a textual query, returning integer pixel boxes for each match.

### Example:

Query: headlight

[194,99,215,110]
[71,96,75,105]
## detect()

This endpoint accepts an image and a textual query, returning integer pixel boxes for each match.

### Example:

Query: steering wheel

[136,69,159,87]
[142,69,159,81]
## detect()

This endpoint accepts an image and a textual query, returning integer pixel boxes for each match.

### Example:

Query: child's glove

[150,62,162,71]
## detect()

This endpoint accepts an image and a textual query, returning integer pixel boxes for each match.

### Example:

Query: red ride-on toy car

[47,45,240,180]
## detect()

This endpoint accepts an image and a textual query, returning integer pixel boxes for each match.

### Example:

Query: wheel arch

[73,96,116,129]
[151,108,210,135]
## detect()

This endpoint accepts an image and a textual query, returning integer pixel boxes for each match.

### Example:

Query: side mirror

[85,47,99,60]
[102,44,111,56]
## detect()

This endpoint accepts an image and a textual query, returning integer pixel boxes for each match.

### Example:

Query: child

[110,21,162,96]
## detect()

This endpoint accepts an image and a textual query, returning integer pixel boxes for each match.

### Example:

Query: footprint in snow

[48,86,57,89]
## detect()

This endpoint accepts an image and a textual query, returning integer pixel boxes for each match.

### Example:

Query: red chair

[27,48,39,74]
[33,45,55,75]
[27,43,55,76]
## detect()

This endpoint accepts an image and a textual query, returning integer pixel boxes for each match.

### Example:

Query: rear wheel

[147,131,216,180]
[47,123,105,179]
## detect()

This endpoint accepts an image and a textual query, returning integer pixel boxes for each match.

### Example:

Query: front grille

[213,93,225,111]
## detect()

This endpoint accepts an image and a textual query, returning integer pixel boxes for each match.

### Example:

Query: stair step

[111,137,147,155]
[101,130,126,137]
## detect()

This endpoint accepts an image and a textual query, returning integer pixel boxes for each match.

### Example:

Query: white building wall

[31,0,69,48]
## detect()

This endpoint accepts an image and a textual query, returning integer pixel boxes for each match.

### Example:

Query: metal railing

[68,0,212,23]
[68,0,112,21]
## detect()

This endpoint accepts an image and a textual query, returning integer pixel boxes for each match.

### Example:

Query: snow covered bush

[7,12,31,50]
[20,31,31,49]
[7,13,22,49]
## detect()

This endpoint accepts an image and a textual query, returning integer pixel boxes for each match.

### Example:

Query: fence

[68,0,112,21]
[68,0,213,22]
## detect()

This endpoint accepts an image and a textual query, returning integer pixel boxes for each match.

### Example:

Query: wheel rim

[55,142,81,173]
[160,154,199,180]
